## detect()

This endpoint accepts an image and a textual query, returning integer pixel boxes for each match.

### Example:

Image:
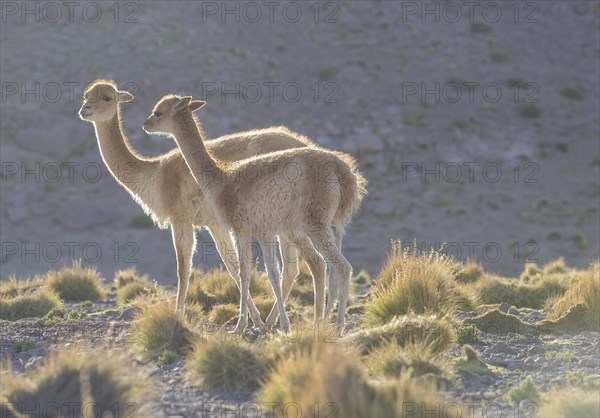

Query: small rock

[119,306,141,321]
[508,307,519,315]
[528,345,546,355]
[582,358,600,368]
[499,302,511,313]
[507,360,524,370]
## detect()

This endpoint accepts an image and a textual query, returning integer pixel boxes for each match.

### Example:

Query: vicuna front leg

[232,233,252,333]
[172,223,196,314]
[209,226,264,327]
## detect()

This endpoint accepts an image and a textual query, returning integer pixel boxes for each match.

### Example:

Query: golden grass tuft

[188,337,270,391]
[2,348,146,415]
[186,268,272,312]
[347,314,455,355]
[0,287,62,321]
[365,341,448,379]
[470,274,567,309]
[259,336,440,418]
[132,301,193,362]
[47,261,104,302]
[207,303,238,325]
[365,242,472,325]
[113,267,145,288]
[543,265,600,331]
[539,388,600,417]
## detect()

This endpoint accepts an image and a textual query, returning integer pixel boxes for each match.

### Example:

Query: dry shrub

[259,336,440,418]
[366,242,472,325]
[188,336,269,391]
[539,388,600,417]
[132,301,193,362]
[0,288,62,321]
[2,348,146,417]
[543,265,600,331]
[47,261,104,302]
[347,314,455,355]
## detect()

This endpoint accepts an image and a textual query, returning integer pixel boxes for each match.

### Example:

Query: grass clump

[347,314,455,355]
[47,261,103,302]
[455,344,491,374]
[186,268,271,312]
[457,324,481,344]
[2,349,145,415]
[44,306,86,323]
[519,104,542,119]
[188,337,269,391]
[539,388,600,417]
[133,301,193,362]
[544,265,599,331]
[259,338,440,418]
[366,341,447,379]
[505,376,541,403]
[365,242,470,325]
[545,349,574,362]
[566,368,600,391]
[454,261,485,284]
[316,66,338,80]
[114,267,144,288]
[470,274,566,309]
[10,340,38,353]
[0,288,62,321]
[207,303,238,325]
[471,22,492,33]
[560,87,584,100]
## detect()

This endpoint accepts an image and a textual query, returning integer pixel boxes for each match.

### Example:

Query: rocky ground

[2,289,598,417]
[1,1,599,283]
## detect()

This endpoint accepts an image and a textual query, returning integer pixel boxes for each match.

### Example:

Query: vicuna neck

[93,111,153,195]
[171,113,224,191]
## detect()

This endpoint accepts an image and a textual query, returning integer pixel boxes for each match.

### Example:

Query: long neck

[93,111,153,196]
[171,114,224,192]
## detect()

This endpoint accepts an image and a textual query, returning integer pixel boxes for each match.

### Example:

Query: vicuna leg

[209,226,264,326]
[260,240,290,330]
[324,225,345,320]
[232,232,252,333]
[171,223,196,314]
[265,235,299,325]
[309,229,352,333]
[265,234,326,325]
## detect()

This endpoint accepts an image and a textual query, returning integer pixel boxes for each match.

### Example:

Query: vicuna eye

[154,111,162,117]
[102,96,112,102]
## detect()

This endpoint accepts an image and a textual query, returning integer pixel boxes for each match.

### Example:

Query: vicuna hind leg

[309,229,352,333]
[265,234,326,325]
[260,240,290,330]
[265,235,299,325]
[324,224,344,320]
[171,223,195,314]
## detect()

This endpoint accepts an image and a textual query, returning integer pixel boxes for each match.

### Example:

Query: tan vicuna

[143,94,365,332]
[79,80,366,326]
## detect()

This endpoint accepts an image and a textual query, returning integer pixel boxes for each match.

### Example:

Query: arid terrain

[1,1,599,417]
[1,1,598,283]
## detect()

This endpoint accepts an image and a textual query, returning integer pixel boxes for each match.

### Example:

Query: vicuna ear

[189,100,206,112]
[173,96,192,112]
[118,91,135,103]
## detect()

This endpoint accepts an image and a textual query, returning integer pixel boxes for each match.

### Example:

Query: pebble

[498,302,511,313]
[508,307,519,315]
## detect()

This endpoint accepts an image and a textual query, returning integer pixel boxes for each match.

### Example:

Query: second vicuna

[143,95,364,333]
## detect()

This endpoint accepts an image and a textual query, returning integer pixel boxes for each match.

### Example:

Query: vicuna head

[142,95,205,136]
[79,79,134,122]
